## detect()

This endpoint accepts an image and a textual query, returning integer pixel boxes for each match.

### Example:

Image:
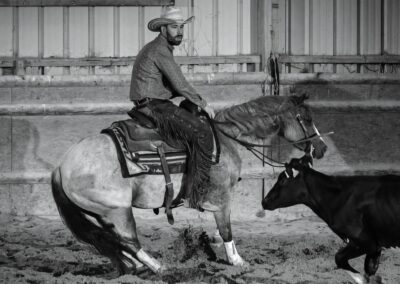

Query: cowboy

[129,6,215,211]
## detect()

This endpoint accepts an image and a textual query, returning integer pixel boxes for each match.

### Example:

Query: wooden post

[256,0,272,72]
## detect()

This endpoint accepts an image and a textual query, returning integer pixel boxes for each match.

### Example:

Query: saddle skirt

[101,119,187,178]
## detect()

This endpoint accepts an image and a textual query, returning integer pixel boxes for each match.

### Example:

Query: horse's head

[279,93,327,159]
[262,155,312,210]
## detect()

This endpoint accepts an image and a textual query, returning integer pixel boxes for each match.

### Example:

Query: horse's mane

[214,95,307,143]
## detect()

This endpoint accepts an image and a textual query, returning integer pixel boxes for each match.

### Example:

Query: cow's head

[262,155,312,210]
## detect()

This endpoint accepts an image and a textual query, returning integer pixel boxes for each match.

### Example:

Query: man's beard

[167,33,183,46]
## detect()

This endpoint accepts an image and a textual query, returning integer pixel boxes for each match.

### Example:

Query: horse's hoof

[346,271,367,284]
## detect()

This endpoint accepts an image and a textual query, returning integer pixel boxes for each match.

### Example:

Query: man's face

[163,23,184,46]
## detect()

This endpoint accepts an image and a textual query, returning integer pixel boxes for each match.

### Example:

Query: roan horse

[51,93,327,275]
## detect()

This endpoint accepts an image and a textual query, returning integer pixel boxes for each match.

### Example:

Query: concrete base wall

[1,73,399,219]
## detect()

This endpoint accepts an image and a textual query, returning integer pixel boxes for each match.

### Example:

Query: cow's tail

[51,167,133,274]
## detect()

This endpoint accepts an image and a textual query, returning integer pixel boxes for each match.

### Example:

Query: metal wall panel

[69,7,89,58]
[120,7,139,57]
[311,0,333,55]
[360,0,381,55]
[290,0,306,55]
[336,0,357,73]
[385,0,400,54]
[193,0,213,56]
[218,0,238,55]
[0,7,13,56]
[19,7,39,57]
[242,0,251,54]
[94,7,114,56]
[43,7,63,57]
[336,0,357,55]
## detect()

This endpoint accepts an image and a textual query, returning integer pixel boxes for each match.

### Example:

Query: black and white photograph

[0,0,399,283]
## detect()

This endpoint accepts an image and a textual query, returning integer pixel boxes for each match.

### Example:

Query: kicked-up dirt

[0,212,399,284]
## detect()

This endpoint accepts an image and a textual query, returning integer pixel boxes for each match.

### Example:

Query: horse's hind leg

[99,207,165,274]
[213,206,248,266]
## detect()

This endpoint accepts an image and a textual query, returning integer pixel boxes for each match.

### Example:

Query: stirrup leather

[157,144,175,225]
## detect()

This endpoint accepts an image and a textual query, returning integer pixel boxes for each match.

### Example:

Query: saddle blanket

[101,120,187,178]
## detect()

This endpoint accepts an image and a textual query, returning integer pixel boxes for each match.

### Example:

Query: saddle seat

[101,119,187,178]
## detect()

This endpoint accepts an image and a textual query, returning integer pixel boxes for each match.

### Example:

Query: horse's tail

[51,167,132,274]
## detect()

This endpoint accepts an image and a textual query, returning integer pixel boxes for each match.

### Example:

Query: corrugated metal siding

[119,7,139,57]
[336,0,357,73]
[311,0,334,72]
[360,0,381,55]
[0,1,399,74]
[69,7,89,58]
[290,0,306,55]
[43,7,63,58]
[385,0,400,54]
[19,7,39,57]
[0,8,13,57]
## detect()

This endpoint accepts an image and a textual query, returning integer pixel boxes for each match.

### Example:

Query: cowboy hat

[148,6,194,32]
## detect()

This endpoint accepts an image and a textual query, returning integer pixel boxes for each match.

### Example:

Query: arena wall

[1,72,399,220]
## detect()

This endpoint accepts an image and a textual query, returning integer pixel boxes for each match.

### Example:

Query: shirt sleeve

[155,49,207,109]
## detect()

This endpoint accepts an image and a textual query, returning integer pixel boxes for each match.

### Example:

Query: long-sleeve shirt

[129,34,207,109]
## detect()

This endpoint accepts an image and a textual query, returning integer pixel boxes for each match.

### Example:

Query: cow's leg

[364,249,381,276]
[335,241,367,284]
[213,206,248,267]
[100,207,165,274]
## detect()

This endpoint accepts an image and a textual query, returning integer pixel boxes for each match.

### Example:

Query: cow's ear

[284,163,293,178]
[289,158,302,170]
[301,154,313,168]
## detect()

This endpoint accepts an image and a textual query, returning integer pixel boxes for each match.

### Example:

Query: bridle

[216,112,331,167]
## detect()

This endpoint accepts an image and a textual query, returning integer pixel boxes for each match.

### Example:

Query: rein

[213,119,333,167]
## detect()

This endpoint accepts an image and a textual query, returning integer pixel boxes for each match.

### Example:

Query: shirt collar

[158,34,174,52]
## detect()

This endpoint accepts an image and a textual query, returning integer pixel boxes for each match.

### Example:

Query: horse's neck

[216,129,242,168]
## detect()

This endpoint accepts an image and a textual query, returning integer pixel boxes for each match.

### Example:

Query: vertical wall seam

[212,0,218,72]
[114,6,120,74]
[356,0,360,72]
[88,7,95,74]
[304,0,309,55]
[212,0,218,56]
[138,6,144,49]
[189,0,194,56]
[38,7,44,74]
[237,0,243,71]
[63,7,70,75]
[237,0,243,55]
[12,7,18,58]
[380,0,385,55]
[333,0,337,73]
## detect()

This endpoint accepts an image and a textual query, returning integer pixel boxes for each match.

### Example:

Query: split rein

[212,116,333,168]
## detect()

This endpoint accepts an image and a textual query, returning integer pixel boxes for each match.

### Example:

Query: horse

[51,93,328,275]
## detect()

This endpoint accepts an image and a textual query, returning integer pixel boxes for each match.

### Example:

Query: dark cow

[262,155,399,284]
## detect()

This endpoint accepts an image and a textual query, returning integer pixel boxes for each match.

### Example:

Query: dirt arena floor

[1,211,399,284]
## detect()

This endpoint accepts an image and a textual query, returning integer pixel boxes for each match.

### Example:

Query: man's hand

[203,103,215,119]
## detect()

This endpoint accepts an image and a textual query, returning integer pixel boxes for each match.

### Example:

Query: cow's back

[360,175,400,248]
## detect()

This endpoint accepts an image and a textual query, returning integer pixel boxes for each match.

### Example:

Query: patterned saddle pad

[101,119,187,178]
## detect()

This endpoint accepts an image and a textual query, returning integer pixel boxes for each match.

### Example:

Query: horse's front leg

[213,206,248,267]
